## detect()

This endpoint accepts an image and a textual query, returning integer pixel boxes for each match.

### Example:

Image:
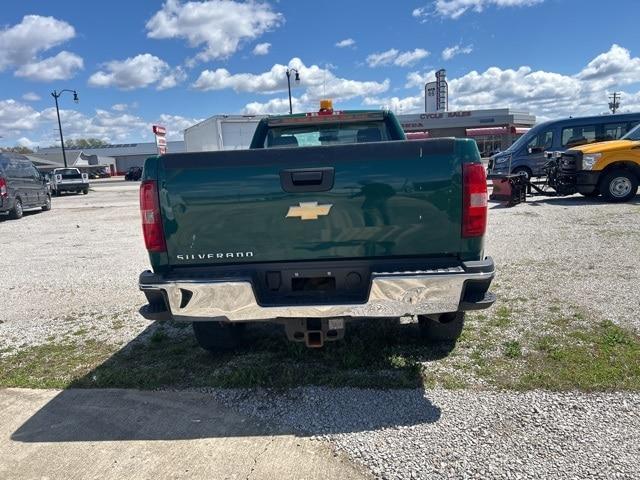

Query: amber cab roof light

[318,99,333,115]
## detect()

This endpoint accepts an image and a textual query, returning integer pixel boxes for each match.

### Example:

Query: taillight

[462,163,488,238]
[140,180,166,252]
[0,177,7,198]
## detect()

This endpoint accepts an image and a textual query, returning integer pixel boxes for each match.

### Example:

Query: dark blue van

[489,112,640,177]
[0,152,51,220]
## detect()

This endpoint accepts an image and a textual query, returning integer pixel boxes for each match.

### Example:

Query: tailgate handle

[280,168,334,192]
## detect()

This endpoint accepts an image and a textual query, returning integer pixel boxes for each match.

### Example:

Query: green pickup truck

[138,105,495,351]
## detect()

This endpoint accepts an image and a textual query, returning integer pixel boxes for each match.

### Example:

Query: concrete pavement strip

[0,388,369,480]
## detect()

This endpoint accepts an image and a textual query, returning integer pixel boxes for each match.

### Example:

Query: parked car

[96,168,111,178]
[489,112,640,178]
[138,101,495,353]
[50,167,89,195]
[0,152,51,220]
[125,167,142,181]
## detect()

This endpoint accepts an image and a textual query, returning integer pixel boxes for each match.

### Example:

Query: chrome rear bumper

[139,264,495,322]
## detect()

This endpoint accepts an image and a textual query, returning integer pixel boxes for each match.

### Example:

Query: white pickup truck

[49,168,89,196]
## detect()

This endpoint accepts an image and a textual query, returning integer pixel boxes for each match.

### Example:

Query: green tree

[0,146,34,154]
[64,138,109,149]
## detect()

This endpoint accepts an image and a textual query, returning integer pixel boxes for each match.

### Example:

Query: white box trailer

[184,115,266,152]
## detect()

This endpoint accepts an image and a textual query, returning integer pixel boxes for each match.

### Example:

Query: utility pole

[609,92,621,114]
[51,89,79,168]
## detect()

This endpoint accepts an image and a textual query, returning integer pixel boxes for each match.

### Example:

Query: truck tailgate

[157,139,474,267]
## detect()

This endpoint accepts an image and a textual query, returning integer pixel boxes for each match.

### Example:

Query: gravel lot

[1,180,639,479]
[206,387,640,480]
[0,180,152,348]
[487,195,640,333]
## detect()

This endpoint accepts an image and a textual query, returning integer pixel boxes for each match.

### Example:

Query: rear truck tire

[42,194,51,211]
[192,321,245,352]
[9,197,23,220]
[600,170,638,202]
[512,166,532,180]
[418,311,465,342]
[82,187,89,195]
[54,189,61,196]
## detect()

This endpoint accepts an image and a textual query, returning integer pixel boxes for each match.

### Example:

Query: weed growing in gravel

[111,319,125,330]
[490,306,512,327]
[503,341,522,359]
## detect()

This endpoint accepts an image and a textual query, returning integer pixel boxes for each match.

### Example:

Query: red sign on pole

[152,125,167,155]
[152,125,166,136]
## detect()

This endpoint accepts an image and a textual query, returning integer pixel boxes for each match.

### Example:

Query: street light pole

[285,68,300,114]
[51,89,79,168]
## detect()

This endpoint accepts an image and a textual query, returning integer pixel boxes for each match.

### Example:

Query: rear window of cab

[265,121,390,148]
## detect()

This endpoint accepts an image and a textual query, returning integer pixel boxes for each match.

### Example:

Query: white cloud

[156,113,203,140]
[414,0,544,20]
[15,51,83,81]
[0,98,201,146]
[193,58,390,102]
[157,67,187,90]
[0,15,82,80]
[146,0,283,62]
[442,44,473,60]
[405,69,437,89]
[389,44,640,120]
[37,107,151,144]
[88,54,184,90]
[367,48,429,67]
[243,97,302,115]
[366,49,399,67]
[395,49,430,67]
[577,44,640,88]
[335,38,356,48]
[22,92,41,102]
[0,99,41,134]
[412,7,427,18]
[363,95,423,113]
[0,15,75,69]
[252,42,271,55]
[305,78,390,102]
[17,137,38,149]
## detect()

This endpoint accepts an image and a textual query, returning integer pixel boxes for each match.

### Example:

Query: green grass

[0,322,439,390]
[1,313,638,392]
[0,340,115,389]
[511,320,640,391]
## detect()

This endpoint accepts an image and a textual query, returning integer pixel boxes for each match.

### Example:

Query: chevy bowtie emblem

[286,202,333,220]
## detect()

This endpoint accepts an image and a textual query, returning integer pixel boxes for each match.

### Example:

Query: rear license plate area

[292,276,336,292]
[256,266,370,306]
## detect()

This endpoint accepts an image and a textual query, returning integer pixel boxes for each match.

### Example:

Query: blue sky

[1,0,640,148]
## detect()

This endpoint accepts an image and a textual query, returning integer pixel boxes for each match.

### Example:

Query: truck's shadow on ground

[11,320,446,443]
